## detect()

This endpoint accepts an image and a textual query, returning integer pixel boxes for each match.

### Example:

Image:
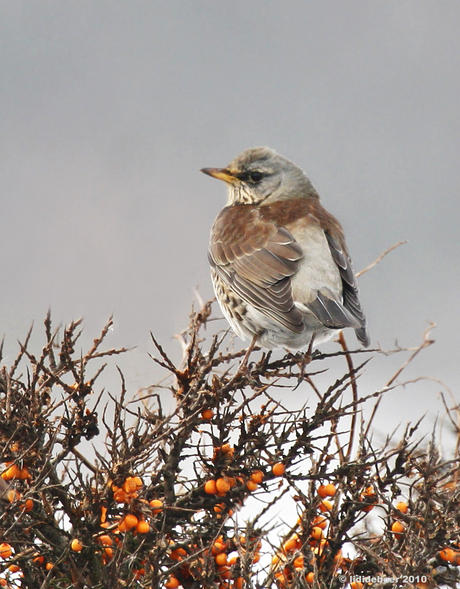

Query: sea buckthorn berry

[136,520,150,534]
[22,496,35,511]
[33,553,45,565]
[312,515,328,529]
[310,526,323,541]
[272,462,286,477]
[318,483,336,498]
[391,521,405,539]
[122,514,138,530]
[319,499,333,512]
[250,470,264,484]
[97,535,113,547]
[71,539,83,552]
[246,480,258,492]
[216,477,231,494]
[0,543,13,559]
[283,533,300,553]
[395,501,409,514]
[204,479,218,495]
[201,408,214,420]
[6,489,21,503]
[306,571,315,584]
[1,464,21,481]
[293,555,304,569]
[170,547,187,561]
[150,499,164,514]
[165,576,180,589]
[215,552,228,566]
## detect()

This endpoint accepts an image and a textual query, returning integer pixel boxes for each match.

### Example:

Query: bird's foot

[294,336,316,389]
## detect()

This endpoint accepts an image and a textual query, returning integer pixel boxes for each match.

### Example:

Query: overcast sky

[1,2,459,431]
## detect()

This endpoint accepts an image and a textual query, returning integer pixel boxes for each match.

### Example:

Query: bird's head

[201,147,318,206]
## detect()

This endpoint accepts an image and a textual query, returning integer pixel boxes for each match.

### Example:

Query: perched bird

[201,147,370,351]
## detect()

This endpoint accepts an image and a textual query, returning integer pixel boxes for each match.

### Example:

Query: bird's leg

[295,334,316,388]
[238,334,258,373]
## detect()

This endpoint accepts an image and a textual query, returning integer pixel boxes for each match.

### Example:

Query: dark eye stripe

[235,171,263,183]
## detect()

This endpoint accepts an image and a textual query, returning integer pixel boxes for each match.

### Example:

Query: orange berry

[246,480,258,492]
[293,554,304,569]
[8,564,20,573]
[201,408,214,420]
[212,539,227,555]
[0,543,13,559]
[391,520,405,539]
[33,553,45,565]
[310,526,323,541]
[204,479,218,495]
[122,477,138,494]
[318,483,336,498]
[122,513,138,530]
[235,578,244,589]
[359,485,377,511]
[218,564,232,579]
[312,515,328,529]
[440,547,455,562]
[395,501,409,514]
[1,464,21,481]
[319,499,333,512]
[150,499,164,514]
[71,538,83,552]
[97,534,113,546]
[113,488,130,503]
[283,533,300,553]
[18,466,31,480]
[136,520,150,534]
[103,546,113,559]
[132,476,143,489]
[170,547,187,560]
[272,462,286,477]
[306,571,315,584]
[216,477,231,494]
[21,498,34,512]
[6,489,21,503]
[165,575,180,588]
[250,470,264,484]
[215,552,228,566]
[45,562,54,570]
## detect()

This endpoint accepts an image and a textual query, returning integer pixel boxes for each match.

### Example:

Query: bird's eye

[249,171,263,182]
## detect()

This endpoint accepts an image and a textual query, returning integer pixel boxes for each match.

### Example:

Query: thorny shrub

[0,304,459,589]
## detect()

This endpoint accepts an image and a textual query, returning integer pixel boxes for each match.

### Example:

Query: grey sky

[1,2,459,423]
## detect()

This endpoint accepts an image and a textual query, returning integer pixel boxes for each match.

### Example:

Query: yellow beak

[200,167,238,184]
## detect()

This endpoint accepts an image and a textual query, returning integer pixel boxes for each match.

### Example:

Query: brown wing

[209,205,305,333]
[325,232,370,346]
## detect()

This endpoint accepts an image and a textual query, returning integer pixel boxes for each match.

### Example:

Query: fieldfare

[201,147,370,351]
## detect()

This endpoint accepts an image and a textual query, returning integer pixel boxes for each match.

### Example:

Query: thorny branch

[0,302,458,589]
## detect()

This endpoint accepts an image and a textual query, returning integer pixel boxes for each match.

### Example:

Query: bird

[201,147,370,353]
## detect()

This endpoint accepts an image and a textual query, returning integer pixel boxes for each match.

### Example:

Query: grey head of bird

[201,147,319,206]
